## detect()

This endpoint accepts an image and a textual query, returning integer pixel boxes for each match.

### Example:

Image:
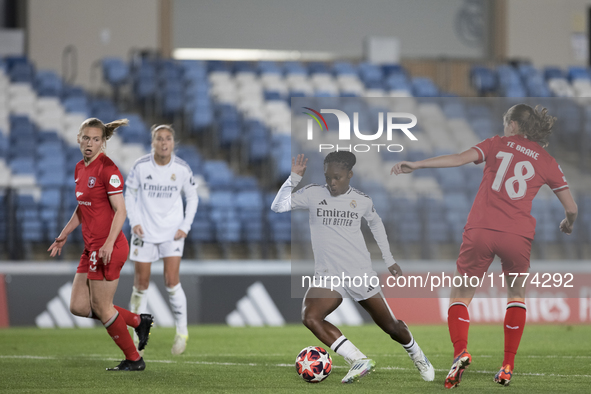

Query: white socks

[130,286,148,314]
[330,335,366,365]
[402,334,421,359]
[130,283,188,337]
[167,283,188,336]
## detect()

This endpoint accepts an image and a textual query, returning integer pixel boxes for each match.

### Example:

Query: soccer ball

[295,346,332,383]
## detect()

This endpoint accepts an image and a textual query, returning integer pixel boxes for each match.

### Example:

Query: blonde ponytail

[104,119,129,140]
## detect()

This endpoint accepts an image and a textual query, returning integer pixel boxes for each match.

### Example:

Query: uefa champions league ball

[295,346,332,383]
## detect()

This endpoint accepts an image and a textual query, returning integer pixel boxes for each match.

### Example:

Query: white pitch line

[1,355,590,379]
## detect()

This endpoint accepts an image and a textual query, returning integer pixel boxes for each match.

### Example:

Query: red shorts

[77,240,129,281]
[456,228,532,277]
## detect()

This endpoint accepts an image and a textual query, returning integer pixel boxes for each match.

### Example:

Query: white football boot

[410,349,435,381]
[341,358,376,383]
[171,334,188,355]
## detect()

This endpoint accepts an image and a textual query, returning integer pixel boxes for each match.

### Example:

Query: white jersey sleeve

[179,169,198,234]
[125,155,149,230]
[270,173,309,212]
[363,202,397,268]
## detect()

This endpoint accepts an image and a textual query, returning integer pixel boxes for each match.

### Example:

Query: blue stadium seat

[21,218,44,242]
[543,67,565,80]
[9,62,35,83]
[567,66,590,81]
[258,61,282,75]
[9,157,35,175]
[470,66,497,95]
[35,70,63,97]
[40,187,62,211]
[62,96,89,116]
[243,221,264,242]
[102,57,129,86]
[284,61,307,75]
[269,219,291,243]
[209,190,235,210]
[358,63,383,85]
[37,170,67,187]
[190,220,215,242]
[412,77,439,97]
[215,219,242,243]
[203,161,234,190]
[190,109,214,131]
[332,61,357,76]
[308,62,330,75]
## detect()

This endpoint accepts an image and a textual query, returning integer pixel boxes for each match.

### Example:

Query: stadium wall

[506,0,591,67]
[27,0,159,88]
[1,261,590,328]
[172,0,490,59]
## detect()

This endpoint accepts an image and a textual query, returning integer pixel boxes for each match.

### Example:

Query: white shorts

[311,270,381,302]
[129,234,185,262]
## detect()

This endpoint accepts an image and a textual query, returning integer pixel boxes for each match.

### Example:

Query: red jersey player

[391,104,578,388]
[48,118,154,371]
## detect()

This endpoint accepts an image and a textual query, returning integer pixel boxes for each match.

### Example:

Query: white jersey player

[271,152,434,384]
[125,125,198,355]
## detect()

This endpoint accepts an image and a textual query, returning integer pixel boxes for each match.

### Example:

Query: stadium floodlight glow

[173,48,336,61]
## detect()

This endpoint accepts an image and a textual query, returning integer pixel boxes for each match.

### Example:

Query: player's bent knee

[302,314,323,330]
[70,304,90,318]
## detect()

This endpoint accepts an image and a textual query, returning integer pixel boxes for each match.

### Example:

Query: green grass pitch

[0,324,590,393]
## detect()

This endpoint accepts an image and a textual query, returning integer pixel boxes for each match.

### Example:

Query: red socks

[104,312,141,361]
[88,306,140,328]
[503,301,526,369]
[448,302,470,357]
[114,306,140,328]
[448,300,526,369]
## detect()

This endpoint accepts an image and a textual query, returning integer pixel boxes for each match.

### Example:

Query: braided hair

[323,151,356,171]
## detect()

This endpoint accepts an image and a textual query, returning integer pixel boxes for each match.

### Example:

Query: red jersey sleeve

[102,162,125,195]
[472,135,499,165]
[545,158,569,192]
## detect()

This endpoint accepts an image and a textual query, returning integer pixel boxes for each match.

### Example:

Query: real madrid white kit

[125,153,198,261]
[271,173,397,300]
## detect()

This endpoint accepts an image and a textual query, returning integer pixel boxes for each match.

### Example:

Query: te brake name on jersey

[506,141,539,160]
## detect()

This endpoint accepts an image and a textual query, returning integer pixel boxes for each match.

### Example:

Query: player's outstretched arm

[391,148,479,175]
[556,189,578,234]
[48,207,81,257]
[292,154,308,177]
[271,154,307,213]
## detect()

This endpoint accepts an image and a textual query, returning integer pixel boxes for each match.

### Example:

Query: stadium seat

[102,57,129,87]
